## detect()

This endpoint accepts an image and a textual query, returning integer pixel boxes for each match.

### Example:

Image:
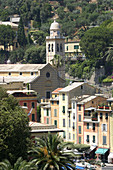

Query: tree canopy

[80,26,113,61]
[0,25,15,50]
[0,88,31,164]
[28,133,76,170]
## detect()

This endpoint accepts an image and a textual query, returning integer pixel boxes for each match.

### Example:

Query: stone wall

[88,66,105,84]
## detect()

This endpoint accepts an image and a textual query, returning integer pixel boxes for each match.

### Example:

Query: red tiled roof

[52,88,63,94]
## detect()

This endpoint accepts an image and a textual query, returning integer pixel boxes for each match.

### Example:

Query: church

[0,20,65,99]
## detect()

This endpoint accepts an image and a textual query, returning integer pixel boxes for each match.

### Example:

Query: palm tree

[28,133,76,170]
[0,157,37,170]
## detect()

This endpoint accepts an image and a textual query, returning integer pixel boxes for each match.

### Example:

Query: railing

[41,98,50,103]
[98,106,111,110]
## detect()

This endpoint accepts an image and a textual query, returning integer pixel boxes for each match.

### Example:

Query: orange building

[50,88,62,128]
[76,95,107,145]
[95,105,112,162]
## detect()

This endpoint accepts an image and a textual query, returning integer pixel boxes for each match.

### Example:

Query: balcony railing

[98,106,111,110]
[41,98,50,103]
[92,117,98,121]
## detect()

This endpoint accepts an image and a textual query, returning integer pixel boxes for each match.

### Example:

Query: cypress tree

[17,17,27,47]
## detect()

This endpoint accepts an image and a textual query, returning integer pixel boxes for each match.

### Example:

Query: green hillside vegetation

[0,0,112,80]
[67,20,113,80]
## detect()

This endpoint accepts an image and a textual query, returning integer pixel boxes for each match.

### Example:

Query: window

[73,122,75,130]
[73,134,75,140]
[46,72,50,78]
[20,72,22,75]
[69,119,71,127]
[105,113,108,119]
[92,101,94,104]
[57,44,59,52]
[79,126,81,134]
[47,109,49,116]
[48,44,50,52]
[102,124,107,131]
[62,106,65,114]
[100,113,103,119]
[52,101,54,105]
[54,109,57,117]
[79,105,81,111]
[47,118,49,124]
[57,101,59,105]
[73,102,75,109]
[66,46,68,51]
[87,123,89,129]
[24,102,27,106]
[55,95,57,97]
[81,85,83,89]
[93,135,95,143]
[69,133,71,139]
[79,115,81,121]
[68,112,70,118]
[86,135,89,142]
[31,72,33,75]
[60,43,62,52]
[63,131,66,139]
[54,120,57,127]
[51,44,53,52]
[32,114,35,121]
[73,113,75,119]
[93,123,95,131]
[103,136,106,145]
[79,137,81,144]
[74,45,79,49]
[62,94,65,101]
[63,119,65,127]
[32,102,35,108]
[9,72,11,75]
[46,91,50,99]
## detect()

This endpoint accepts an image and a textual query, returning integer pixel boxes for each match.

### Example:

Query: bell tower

[46,19,65,79]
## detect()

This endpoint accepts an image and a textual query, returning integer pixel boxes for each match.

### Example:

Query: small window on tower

[51,44,53,52]
[57,44,59,52]
[60,44,62,52]
[48,44,50,52]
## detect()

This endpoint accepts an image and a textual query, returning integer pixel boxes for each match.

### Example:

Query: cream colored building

[107,98,113,163]
[0,63,65,100]
[58,82,99,142]
[65,40,85,60]
[29,121,63,138]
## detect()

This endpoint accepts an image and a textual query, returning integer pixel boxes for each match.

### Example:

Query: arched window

[60,43,62,52]
[48,44,50,52]
[51,44,53,52]
[57,44,59,52]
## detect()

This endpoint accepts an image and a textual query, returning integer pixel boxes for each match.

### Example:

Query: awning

[95,148,108,155]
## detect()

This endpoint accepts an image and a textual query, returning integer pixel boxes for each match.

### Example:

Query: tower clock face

[46,72,50,78]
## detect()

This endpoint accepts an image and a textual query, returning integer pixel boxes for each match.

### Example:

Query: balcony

[40,98,50,105]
